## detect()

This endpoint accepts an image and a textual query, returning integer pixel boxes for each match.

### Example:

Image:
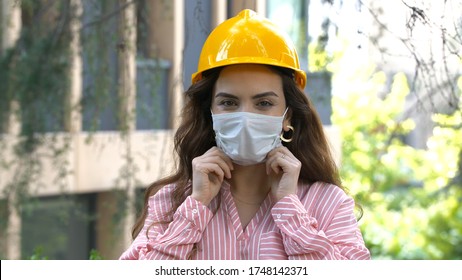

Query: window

[267,0,309,71]
[21,194,96,259]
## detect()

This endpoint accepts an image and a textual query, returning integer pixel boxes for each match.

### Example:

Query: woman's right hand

[191,147,234,206]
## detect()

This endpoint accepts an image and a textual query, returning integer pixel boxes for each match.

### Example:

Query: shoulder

[298,181,349,202]
[297,181,353,227]
[146,183,177,216]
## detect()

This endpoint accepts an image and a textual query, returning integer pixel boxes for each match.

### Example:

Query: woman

[120,9,370,260]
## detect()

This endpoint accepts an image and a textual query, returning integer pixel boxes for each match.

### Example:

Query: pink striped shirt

[119,181,370,260]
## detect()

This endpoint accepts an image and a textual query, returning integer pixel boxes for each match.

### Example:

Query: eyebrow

[214,91,279,99]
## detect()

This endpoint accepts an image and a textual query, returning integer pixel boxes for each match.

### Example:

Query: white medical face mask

[211,109,287,166]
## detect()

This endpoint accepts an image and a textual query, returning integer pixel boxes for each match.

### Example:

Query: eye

[257,100,274,107]
[218,99,238,107]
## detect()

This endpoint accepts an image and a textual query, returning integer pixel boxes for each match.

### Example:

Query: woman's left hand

[266,146,302,201]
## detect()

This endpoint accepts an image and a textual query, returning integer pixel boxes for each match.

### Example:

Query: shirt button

[192,209,198,214]
[276,214,281,219]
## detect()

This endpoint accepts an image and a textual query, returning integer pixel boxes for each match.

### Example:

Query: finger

[193,154,225,175]
[268,150,297,175]
[208,155,232,179]
[270,157,283,174]
[215,149,234,172]
[268,146,293,159]
[265,154,276,175]
[267,149,286,162]
[208,163,225,183]
[266,153,282,174]
[266,151,283,174]
[196,162,225,183]
[206,147,234,172]
[199,149,233,179]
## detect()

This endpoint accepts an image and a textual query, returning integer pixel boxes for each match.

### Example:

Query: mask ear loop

[280,125,294,143]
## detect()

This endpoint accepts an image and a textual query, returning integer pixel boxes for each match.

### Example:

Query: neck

[229,163,270,199]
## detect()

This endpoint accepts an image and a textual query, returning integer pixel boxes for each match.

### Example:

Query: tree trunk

[67,0,83,134]
[117,0,137,251]
[1,0,22,260]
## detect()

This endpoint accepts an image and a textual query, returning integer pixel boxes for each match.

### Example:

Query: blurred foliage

[28,246,49,260]
[89,249,103,260]
[331,62,462,259]
[308,42,336,73]
[0,0,70,138]
[26,247,103,260]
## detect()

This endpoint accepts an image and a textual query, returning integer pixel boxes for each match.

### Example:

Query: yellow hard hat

[191,9,307,89]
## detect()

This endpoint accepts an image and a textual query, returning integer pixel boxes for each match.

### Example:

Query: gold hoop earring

[280,125,294,143]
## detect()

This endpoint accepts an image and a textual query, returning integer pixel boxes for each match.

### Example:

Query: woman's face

[211,64,288,118]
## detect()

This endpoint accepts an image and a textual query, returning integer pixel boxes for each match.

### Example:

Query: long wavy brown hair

[131,65,344,239]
